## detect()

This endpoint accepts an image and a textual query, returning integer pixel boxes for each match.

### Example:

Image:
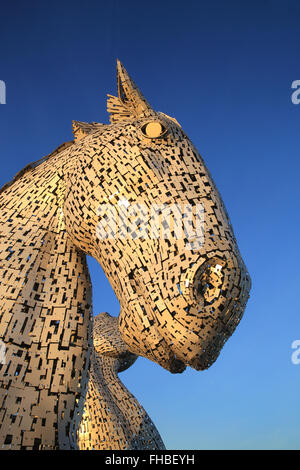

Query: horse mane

[0,120,107,196]
[0,140,75,195]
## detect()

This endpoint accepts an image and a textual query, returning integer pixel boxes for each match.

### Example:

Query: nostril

[128,268,147,296]
[128,269,137,294]
[192,258,226,306]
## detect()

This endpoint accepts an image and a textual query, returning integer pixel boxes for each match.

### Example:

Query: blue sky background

[0,0,300,449]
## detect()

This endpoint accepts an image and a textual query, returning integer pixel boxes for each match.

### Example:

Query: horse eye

[141,121,167,139]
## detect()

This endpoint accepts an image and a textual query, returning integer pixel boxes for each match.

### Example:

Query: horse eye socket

[141,122,167,139]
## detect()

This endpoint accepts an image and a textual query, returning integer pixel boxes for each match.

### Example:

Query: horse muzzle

[166,254,251,370]
[118,252,251,374]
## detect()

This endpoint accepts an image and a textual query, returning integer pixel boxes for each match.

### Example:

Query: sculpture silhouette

[0,60,251,449]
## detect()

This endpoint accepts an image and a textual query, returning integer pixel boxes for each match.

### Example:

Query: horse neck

[0,153,93,449]
[0,224,88,341]
[0,156,88,337]
[78,353,166,450]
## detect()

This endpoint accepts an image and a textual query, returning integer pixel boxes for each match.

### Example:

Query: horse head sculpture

[65,60,251,372]
[0,60,251,450]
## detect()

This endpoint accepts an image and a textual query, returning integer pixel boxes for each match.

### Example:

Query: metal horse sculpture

[0,61,251,450]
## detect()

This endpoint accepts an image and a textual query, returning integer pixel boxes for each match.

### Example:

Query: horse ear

[107,59,155,123]
[72,121,106,141]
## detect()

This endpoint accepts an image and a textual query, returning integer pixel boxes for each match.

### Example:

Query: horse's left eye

[141,121,168,139]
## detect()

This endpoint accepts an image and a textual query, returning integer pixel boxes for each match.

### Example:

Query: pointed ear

[72,121,105,141]
[107,60,156,123]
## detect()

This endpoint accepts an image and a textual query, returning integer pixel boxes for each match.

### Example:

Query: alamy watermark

[96,202,205,250]
[291,340,300,365]
[0,80,6,104]
[0,340,6,365]
[291,80,300,105]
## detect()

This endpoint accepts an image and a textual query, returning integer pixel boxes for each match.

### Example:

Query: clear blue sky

[0,0,299,450]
